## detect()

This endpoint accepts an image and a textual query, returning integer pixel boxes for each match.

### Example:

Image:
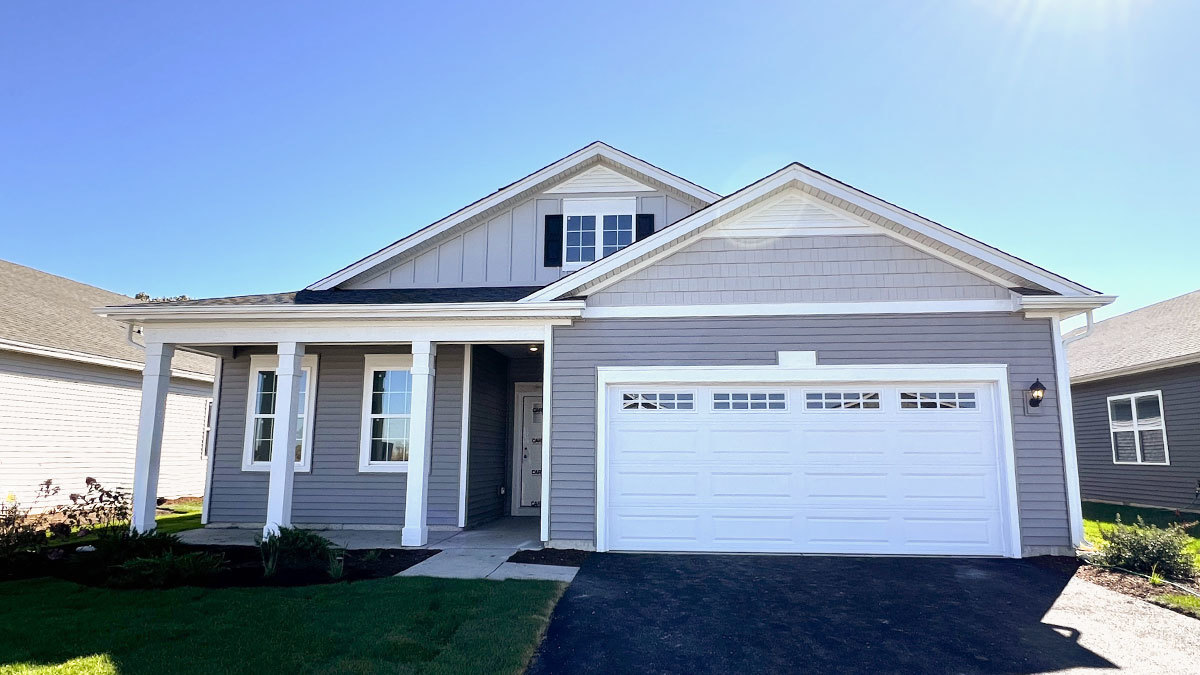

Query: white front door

[512,384,543,515]
[603,382,1013,556]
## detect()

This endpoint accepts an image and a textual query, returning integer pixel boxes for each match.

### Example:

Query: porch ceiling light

[529,344,540,352]
[1029,379,1046,407]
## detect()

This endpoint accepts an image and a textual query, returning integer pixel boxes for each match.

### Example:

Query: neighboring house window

[201,400,213,458]
[621,392,694,411]
[359,355,414,472]
[713,392,787,411]
[1108,391,1169,465]
[562,197,636,270]
[242,354,318,472]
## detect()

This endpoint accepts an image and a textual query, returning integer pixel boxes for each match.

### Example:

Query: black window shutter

[635,213,655,241]
[544,214,564,267]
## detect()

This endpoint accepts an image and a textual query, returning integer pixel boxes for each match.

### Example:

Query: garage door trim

[595,359,1021,557]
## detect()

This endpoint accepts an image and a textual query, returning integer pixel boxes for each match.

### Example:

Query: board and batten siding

[0,351,210,509]
[548,314,1071,552]
[206,345,464,527]
[1072,363,1200,510]
[588,235,1012,306]
[346,192,698,290]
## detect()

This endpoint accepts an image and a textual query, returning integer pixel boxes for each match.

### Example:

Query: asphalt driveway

[528,554,1198,674]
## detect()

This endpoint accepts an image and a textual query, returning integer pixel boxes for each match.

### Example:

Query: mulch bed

[3,545,440,588]
[1073,562,1200,619]
[507,548,591,567]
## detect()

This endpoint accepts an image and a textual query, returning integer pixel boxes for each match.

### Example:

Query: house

[99,142,1113,558]
[0,260,215,510]
[1067,290,1200,511]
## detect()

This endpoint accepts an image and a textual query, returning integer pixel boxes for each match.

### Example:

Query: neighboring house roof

[1067,289,1200,382]
[0,260,214,378]
[121,286,547,307]
[306,141,721,291]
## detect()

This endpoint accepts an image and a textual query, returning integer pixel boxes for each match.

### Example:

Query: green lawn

[1082,501,1200,562]
[0,575,563,674]
[151,501,203,536]
[1155,592,1200,618]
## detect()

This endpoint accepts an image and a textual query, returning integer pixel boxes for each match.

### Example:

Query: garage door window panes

[805,392,881,410]
[713,392,786,411]
[900,391,977,410]
[1108,391,1169,465]
[622,392,694,411]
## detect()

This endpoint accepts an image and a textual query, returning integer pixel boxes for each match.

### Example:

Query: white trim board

[307,142,719,291]
[593,359,1023,558]
[241,353,319,473]
[1050,318,1085,546]
[357,354,417,473]
[580,299,1021,319]
[98,300,585,323]
[523,165,1103,302]
[0,338,213,383]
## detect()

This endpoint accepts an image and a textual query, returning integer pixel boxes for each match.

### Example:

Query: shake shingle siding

[207,345,464,527]
[548,313,1071,550]
[1072,364,1200,510]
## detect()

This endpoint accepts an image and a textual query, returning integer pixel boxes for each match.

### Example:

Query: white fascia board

[139,320,566,347]
[306,143,719,291]
[596,362,1010,385]
[0,338,214,383]
[1019,295,1116,319]
[1069,352,1200,385]
[581,299,1021,319]
[525,163,1103,302]
[96,300,585,323]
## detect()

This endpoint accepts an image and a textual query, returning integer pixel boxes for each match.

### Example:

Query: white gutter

[96,300,586,323]
[0,338,213,383]
[1061,310,1095,346]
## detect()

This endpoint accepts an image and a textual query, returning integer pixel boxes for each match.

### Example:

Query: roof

[1067,289,1200,381]
[0,260,214,377]
[306,141,721,291]
[120,286,548,308]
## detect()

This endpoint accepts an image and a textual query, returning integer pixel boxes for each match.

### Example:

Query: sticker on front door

[520,397,542,508]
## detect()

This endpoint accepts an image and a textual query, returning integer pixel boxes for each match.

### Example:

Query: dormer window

[561,198,637,271]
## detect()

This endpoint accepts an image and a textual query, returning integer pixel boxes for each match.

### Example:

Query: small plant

[327,549,346,580]
[0,481,60,564]
[58,477,131,538]
[259,527,333,577]
[1096,515,1198,580]
[1149,565,1165,586]
[91,530,181,565]
[109,550,225,588]
[362,549,382,563]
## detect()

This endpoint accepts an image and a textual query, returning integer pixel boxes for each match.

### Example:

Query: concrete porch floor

[177,516,543,551]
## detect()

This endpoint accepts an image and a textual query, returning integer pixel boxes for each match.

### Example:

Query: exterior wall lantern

[1029,379,1047,408]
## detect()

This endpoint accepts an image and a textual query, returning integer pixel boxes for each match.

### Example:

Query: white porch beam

[140,321,570,347]
[131,342,175,533]
[402,341,437,546]
[264,342,305,537]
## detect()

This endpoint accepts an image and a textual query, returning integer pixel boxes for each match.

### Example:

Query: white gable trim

[307,143,719,291]
[521,164,1099,302]
[545,165,655,194]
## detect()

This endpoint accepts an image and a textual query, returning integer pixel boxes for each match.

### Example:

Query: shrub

[1096,515,1197,580]
[260,527,333,577]
[109,551,225,588]
[58,477,131,537]
[1,481,60,564]
[91,530,181,565]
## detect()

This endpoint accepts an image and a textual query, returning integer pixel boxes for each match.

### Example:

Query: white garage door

[603,383,1013,556]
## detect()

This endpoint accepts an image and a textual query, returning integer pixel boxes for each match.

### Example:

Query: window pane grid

[805,391,881,410]
[1109,393,1167,464]
[602,214,634,256]
[367,368,413,463]
[713,392,786,411]
[621,392,694,411]
[900,391,977,410]
[250,368,309,465]
[565,215,597,263]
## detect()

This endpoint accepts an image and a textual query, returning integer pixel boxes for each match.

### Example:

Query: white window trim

[1107,390,1170,466]
[711,390,789,412]
[800,389,884,413]
[359,354,416,473]
[617,389,698,413]
[561,197,636,272]
[241,354,318,473]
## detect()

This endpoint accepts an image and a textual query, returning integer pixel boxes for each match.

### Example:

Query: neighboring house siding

[206,345,463,527]
[346,193,698,290]
[467,346,507,526]
[548,314,1069,550]
[0,351,209,509]
[588,235,1012,306]
[1072,364,1200,510]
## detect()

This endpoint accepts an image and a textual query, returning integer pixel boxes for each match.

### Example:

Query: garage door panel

[799,428,890,463]
[710,427,796,463]
[899,471,998,505]
[608,469,700,501]
[900,516,1004,553]
[607,425,703,462]
[710,471,794,499]
[803,471,891,502]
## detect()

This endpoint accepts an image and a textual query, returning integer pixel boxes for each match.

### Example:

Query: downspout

[126,323,145,350]
[1062,310,1094,346]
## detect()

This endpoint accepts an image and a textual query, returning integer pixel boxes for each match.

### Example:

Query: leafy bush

[1,481,60,564]
[1096,515,1198,580]
[109,551,225,588]
[260,527,333,577]
[91,530,181,565]
[58,477,131,538]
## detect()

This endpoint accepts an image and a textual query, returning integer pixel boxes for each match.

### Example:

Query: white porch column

[1051,318,1085,547]
[402,340,437,546]
[131,342,175,533]
[264,342,305,538]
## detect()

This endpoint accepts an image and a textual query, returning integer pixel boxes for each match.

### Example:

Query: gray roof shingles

[117,286,547,308]
[1067,289,1200,379]
[0,260,213,376]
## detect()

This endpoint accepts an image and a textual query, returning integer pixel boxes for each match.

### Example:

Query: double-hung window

[562,197,636,271]
[359,355,414,472]
[1108,391,1169,465]
[242,354,318,472]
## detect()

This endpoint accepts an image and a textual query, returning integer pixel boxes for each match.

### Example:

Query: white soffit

[546,165,655,194]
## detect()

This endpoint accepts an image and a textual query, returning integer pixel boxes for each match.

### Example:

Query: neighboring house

[0,260,215,510]
[101,142,1113,558]
[1068,290,1200,511]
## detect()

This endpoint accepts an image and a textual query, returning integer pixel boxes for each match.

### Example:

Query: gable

[546,165,656,194]
[586,233,1014,307]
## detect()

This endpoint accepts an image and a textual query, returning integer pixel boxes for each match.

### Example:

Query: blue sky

[2,1,1196,320]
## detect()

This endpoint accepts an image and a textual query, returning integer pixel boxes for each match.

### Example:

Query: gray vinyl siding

[1072,364,1200,510]
[467,346,507,526]
[548,313,1070,550]
[346,191,698,290]
[588,235,1011,306]
[206,345,463,527]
